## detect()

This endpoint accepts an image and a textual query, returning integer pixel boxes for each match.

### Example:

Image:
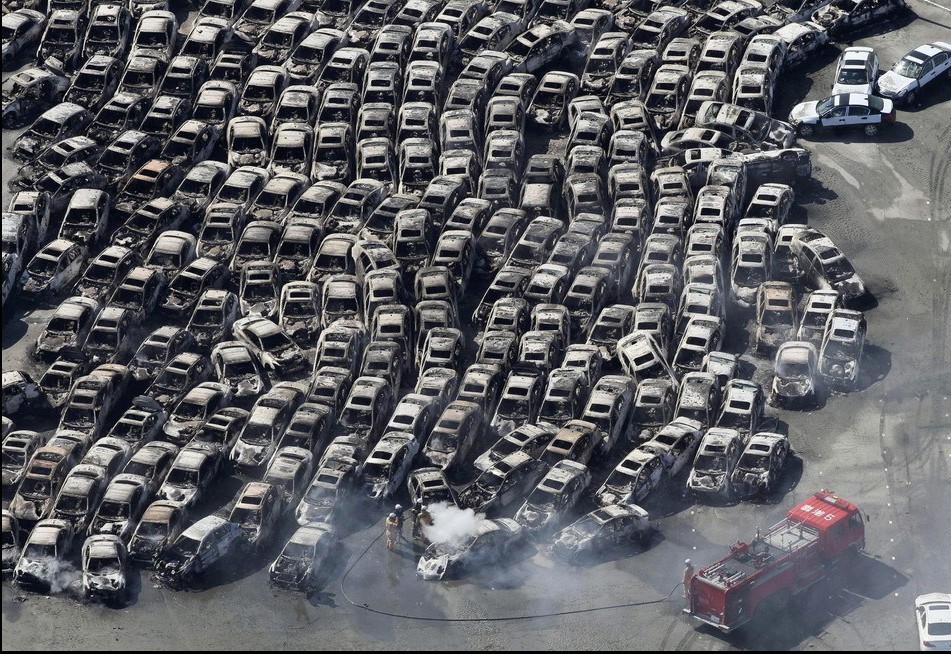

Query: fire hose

[339,531,684,623]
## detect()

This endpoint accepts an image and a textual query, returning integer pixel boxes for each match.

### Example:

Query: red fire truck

[685,490,866,632]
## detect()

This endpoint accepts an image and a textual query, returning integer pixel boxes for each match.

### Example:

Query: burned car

[770,340,819,406]
[552,504,651,559]
[39,356,91,408]
[473,421,556,472]
[163,381,232,445]
[730,431,790,498]
[2,68,70,130]
[37,9,86,72]
[81,534,129,602]
[20,238,87,303]
[596,442,666,509]
[286,28,347,84]
[128,326,194,382]
[731,231,772,308]
[108,398,168,450]
[528,71,580,128]
[2,430,45,489]
[686,427,744,500]
[127,499,186,566]
[791,228,865,301]
[278,282,322,345]
[417,518,523,580]
[146,352,212,409]
[12,102,91,163]
[695,101,795,150]
[540,419,603,467]
[458,451,547,513]
[715,379,766,441]
[506,20,576,75]
[211,341,269,399]
[813,0,905,37]
[2,510,23,574]
[741,147,812,184]
[269,523,340,592]
[423,400,485,473]
[264,446,315,508]
[88,473,150,542]
[607,51,660,106]
[754,281,797,352]
[361,432,421,501]
[231,315,308,377]
[819,308,867,390]
[229,481,284,554]
[12,518,75,591]
[2,8,46,66]
[636,417,704,478]
[34,295,100,359]
[11,135,98,192]
[514,459,590,535]
[158,443,223,507]
[295,456,360,525]
[156,515,242,588]
[191,407,251,457]
[228,383,305,470]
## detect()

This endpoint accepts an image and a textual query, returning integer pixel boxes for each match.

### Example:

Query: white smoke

[423,503,487,546]
[19,557,82,595]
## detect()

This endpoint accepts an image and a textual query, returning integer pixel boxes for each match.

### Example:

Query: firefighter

[393,504,405,536]
[683,559,695,603]
[416,505,433,544]
[385,513,400,551]
[411,501,424,540]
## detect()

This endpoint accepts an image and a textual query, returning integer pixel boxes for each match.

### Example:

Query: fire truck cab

[686,490,865,632]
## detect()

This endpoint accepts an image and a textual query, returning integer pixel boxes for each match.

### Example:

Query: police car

[876,41,951,106]
[787,93,895,137]
[831,46,879,95]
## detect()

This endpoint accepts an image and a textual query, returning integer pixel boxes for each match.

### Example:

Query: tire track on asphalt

[874,124,951,599]
[929,123,951,224]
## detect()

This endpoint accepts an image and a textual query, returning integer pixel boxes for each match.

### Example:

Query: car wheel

[863,124,879,136]
[905,90,917,106]
[798,124,814,137]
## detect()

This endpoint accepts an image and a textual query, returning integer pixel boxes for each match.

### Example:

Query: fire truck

[685,490,866,632]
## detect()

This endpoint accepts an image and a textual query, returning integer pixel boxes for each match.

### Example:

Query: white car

[831,46,878,95]
[916,593,951,651]
[788,93,895,137]
[877,42,951,106]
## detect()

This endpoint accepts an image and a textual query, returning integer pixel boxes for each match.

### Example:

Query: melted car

[417,518,523,580]
[819,308,867,389]
[127,500,186,566]
[155,515,242,588]
[269,523,340,592]
[553,504,651,559]
[730,431,790,498]
[81,534,129,602]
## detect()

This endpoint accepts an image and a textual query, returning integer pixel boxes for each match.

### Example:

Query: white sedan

[877,42,951,106]
[916,593,951,651]
[788,93,895,137]
[831,46,879,95]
